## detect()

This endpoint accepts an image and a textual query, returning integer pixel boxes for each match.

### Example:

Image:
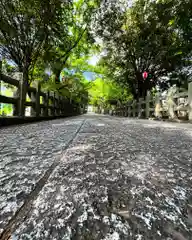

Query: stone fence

[110,82,192,121]
[0,65,82,126]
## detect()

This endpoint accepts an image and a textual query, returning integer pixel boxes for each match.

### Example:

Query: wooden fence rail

[0,67,82,123]
[111,81,192,121]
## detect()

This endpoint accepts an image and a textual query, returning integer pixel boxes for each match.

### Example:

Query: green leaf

[168,19,175,26]
[175,51,183,55]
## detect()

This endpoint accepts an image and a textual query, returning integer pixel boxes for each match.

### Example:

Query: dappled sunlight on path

[0,115,191,239]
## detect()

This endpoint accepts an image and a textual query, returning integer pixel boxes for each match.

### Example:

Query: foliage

[42,0,100,84]
[2,59,17,75]
[0,86,13,116]
[1,59,18,90]
[2,0,191,109]
[89,77,132,108]
[41,55,92,105]
[93,0,192,100]
[0,0,64,83]
[0,0,102,113]
[0,103,12,116]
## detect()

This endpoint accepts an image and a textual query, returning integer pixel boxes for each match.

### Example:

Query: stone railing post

[128,102,131,117]
[121,105,123,116]
[138,98,142,118]
[18,73,26,117]
[132,100,136,117]
[30,88,36,117]
[30,81,40,117]
[58,95,61,116]
[0,60,2,91]
[49,92,54,116]
[124,105,128,117]
[53,92,56,116]
[116,107,118,116]
[47,91,50,116]
[36,81,41,117]
[55,94,60,116]
[154,91,162,119]
[59,96,62,115]
[43,91,49,117]
[0,60,2,115]
[12,73,22,116]
[61,97,65,115]
[145,91,150,119]
[122,105,125,116]
[188,81,192,121]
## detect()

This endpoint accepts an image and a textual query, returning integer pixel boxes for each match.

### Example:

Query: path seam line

[0,119,86,240]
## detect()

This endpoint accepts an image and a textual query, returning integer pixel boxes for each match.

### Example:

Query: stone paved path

[0,114,192,240]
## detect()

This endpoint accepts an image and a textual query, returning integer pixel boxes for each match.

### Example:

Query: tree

[89,77,132,109]
[43,0,100,84]
[93,0,192,100]
[0,0,64,84]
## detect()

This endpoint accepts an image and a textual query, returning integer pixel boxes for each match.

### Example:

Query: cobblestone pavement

[0,115,192,240]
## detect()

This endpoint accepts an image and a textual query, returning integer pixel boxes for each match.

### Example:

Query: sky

[88,55,100,66]
[83,55,101,81]
[83,72,96,81]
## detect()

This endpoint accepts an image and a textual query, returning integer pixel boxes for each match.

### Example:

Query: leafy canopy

[92,0,192,99]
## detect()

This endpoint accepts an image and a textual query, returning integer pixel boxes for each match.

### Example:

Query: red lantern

[142,71,148,80]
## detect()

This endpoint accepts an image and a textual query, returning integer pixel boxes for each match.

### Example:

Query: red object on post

[142,71,148,80]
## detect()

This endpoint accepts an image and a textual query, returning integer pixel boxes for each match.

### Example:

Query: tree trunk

[55,70,61,83]
[136,72,155,100]
[136,73,143,101]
